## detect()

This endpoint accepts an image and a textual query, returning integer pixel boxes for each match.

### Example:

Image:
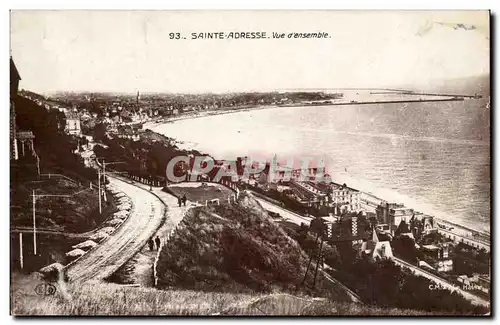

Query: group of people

[148,236,161,251]
[178,194,187,207]
[147,194,187,252]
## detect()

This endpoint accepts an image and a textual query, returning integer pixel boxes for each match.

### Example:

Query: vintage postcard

[9,10,491,316]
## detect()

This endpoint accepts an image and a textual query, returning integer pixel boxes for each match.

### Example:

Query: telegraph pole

[19,233,24,269]
[30,191,75,257]
[94,157,125,210]
[300,232,321,287]
[102,159,108,202]
[103,159,106,188]
[36,153,40,178]
[32,190,37,256]
[98,168,102,214]
[312,237,324,290]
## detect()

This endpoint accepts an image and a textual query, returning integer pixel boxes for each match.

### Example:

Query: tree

[92,123,107,142]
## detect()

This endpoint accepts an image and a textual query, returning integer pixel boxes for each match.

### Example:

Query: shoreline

[141,106,489,244]
[144,95,472,129]
[143,104,276,130]
[277,97,465,108]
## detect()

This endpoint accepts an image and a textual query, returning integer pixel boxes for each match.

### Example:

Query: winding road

[64,176,166,283]
[252,193,313,225]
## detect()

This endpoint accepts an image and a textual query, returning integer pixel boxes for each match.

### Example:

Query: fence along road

[65,176,166,283]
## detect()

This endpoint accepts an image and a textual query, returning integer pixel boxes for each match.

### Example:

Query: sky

[10,10,490,94]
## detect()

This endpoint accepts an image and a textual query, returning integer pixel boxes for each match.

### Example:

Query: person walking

[178,196,182,207]
[182,194,187,207]
[155,236,161,250]
[148,238,154,251]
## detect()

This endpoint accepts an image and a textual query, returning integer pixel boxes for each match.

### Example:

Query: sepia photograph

[9,10,491,316]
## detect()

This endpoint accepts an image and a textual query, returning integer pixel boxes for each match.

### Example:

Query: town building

[329,182,361,213]
[10,57,21,160]
[391,207,415,228]
[376,202,403,224]
[419,214,435,234]
[16,131,36,157]
[359,192,386,213]
[376,202,415,233]
[394,219,415,240]
[358,229,394,261]
[419,243,453,272]
[65,112,82,135]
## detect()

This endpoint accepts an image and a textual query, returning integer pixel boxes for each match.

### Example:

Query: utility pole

[94,157,126,209]
[100,158,125,184]
[312,237,324,290]
[19,233,23,269]
[32,190,37,256]
[103,159,106,188]
[299,218,361,292]
[102,159,109,202]
[98,168,102,214]
[300,233,321,287]
[36,153,40,178]
[30,190,76,257]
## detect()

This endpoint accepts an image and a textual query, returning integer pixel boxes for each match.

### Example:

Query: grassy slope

[167,183,235,203]
[155,193,355,301]
[10,175,118,272]
[11,176,110,233]
[11,273,443,316]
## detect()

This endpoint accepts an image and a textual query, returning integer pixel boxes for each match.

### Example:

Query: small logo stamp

[35,283,57,296]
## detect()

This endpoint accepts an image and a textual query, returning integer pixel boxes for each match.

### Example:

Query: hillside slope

[155,193,356,302]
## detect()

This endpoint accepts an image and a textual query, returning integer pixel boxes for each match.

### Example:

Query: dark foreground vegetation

[280,221,489,315]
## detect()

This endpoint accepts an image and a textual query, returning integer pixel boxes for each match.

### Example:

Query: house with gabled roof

[359,229,393,261]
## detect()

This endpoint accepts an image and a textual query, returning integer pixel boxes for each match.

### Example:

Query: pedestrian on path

[177,196,182,207]
[148,238,154,251]
[182,194,187,207]
[155,236,161,250]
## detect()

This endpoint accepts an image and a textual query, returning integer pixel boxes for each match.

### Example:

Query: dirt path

[64,177,166,283]
[112,182,192,286]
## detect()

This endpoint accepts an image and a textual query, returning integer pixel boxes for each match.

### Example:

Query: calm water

[152,100,490,232]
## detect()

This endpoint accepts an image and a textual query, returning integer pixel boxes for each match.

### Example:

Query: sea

[151,98,491,233]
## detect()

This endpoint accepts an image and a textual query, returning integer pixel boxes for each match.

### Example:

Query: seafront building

[329,182,361,212]
[359,192,385,213]
[376,202,414,234]
[391,207,415,228]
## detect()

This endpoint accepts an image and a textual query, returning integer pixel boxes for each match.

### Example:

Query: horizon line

[19,72,489,96]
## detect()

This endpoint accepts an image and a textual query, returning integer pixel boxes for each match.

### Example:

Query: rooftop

[66,112,80,119]
[422,244,440,251]
[10,57,21,82]
[392,207,414,211]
